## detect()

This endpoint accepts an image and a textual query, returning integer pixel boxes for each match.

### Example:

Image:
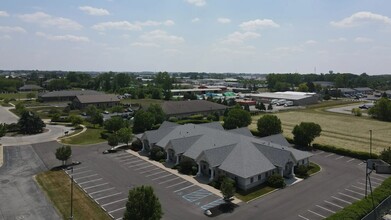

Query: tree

[17,111,46,134]
[380,147,391,164]
[118,127,133,146]
[297,83,309,92]
[351,108,362,117]
[133,110,155,133]
[243,104,250,112]
[147,104,166,124]
[0,123,6,139]
[104,117,125,133]
[267,103,273,110]
[220,177,236,201]
[26,92,36,99]
[108,134,119,147]
[257,115,282,137]
[223,108,251,129]
[90,113,104,127]
[55,145,72,165]
[368,98,391,121]
[86,105,99,116]
[123,185,163,220]
[292,122,322,147]
[69,115,83,126]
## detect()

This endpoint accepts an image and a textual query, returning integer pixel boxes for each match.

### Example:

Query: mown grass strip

[60,127,106,145]
[36,171,111,220]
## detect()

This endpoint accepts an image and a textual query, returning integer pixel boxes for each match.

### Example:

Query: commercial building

[245,91,319,106]
[38,90,102,102]
[162,100,227,118]
[72,94,120,109]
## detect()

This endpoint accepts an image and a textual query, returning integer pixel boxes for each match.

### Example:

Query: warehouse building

[245,91,319,106]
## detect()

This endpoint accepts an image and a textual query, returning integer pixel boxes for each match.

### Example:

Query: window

[250,177,254,183]
[258,174,262,180]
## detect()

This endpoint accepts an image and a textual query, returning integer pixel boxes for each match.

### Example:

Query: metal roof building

[245,91,319,106]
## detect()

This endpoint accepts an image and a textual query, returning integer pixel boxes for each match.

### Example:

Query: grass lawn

[235,184,276,202]
[0,92,37,100]
[36,171,111,220]
[250,100,391,154]
[121,98,164,109]
[307,162,321,176]
[60,126,106,145]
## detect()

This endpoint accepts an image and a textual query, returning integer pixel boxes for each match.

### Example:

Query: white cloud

[92,21,141,31]
[140,30,184,44]
[18,12,82,30]
[136,20,175,27]
[274,46,303,53]
[131,42,160,48]
[331,11,391,28]
[217,18,231,24]
[329,37,347,42]
[305,40,317,44]
[186,0,206,7]
[192,17,200,23]
[79,6,110,16]
[0,35,11,40]
[221,31,260,44]
[36,32,89,42]
[354,37,373,43]
[0,26,26,33]
[239,19,280,31]
[0,11,9,17]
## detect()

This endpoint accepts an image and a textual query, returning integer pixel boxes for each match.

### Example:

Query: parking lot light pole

[67,167,74,220]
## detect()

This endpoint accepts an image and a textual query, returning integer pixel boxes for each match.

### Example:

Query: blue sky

[1,0,391,75]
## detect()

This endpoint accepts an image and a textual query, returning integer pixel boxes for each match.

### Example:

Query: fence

[362,195,391,220]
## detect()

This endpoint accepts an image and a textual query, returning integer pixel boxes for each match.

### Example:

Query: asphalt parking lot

[32,141,391,220]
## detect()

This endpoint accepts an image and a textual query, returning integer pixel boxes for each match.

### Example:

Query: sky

[1,0,391,75]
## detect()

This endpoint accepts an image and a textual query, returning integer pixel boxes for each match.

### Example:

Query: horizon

[1,0,391,75]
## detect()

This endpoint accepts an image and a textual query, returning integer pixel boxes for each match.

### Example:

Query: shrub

[5,123,19,132]
[380,147,391,164]
[266,174,286,188]
[168,117,178,122]
[323,94,331,100]
[177,119,211,125]
[150,147,166,161]
[313,143,378,160]
[351,108,362,116]
[100,131,111,139]
[131,139,142,151]
[188,114,204,120]
[178,159,197,175]
[294,165,309,178]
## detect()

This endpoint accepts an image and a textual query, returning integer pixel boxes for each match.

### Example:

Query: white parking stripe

[316,151,325,155]
[102,198,128,207]
[135,164,154,171]
[372,174,387,179]
[116,218,122,220]
[325,153,334,158]
[370,178,383,184]
[351,185,365,191]
[335,156,344,160]
[71,166,88,171]
[307,209,326,218]
[84,183,109,190]
[358,162,364,166]
[332,196,352,204]
[339,192,360,200]
[324,200,343,209]
[174,184,195,193]
[108,207,126,214]
[125,160,144,165]
[159,177,180,184]
[346,158,355,163]
[74,174,98,181]
[119,157,136,162]
[345,188,365,196]
[140,167,160,174]
[89,187,115,195]
[146,171,165,177]
[298,215,310,220]
[72,170,92,175]
[316,205,336,213]
[95,192,122,201]
[166,181,187,188]
[152,173,173,181]
[79,178,103,185]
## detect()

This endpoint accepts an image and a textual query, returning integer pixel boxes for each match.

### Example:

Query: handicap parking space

[107,151,225,212]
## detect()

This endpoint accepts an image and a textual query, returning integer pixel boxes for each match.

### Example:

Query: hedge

[176,119,211,125]
[326,177,391,219]
[313,143,378,160]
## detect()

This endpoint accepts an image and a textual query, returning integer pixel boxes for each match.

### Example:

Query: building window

[250,177,254,183]
[258,174,262,180]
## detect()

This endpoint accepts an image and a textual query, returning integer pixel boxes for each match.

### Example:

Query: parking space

[107,152,224,211]
[296,150,390,220]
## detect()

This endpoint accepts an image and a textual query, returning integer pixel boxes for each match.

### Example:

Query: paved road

[0,106,18,124]
[0,145,60,220]
[327,103,370,116]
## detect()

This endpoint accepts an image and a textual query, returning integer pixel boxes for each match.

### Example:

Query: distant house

[19,84,44,92]
[38,90,103,102]
[354,87,373,95]
[338,88,357,96]
[313,81,335,88]
[139,122,312,191]
[72,94,120,109]
[162,100,228,118]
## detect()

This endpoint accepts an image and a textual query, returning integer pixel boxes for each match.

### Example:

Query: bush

[188,114,204,120]
[5,123,20,132]
[208,175,227,190]
[130,139,142,151]
[178,159,197,175]
[100,131,111,139]
[177,119,211,125]
[150,147,166,161]
[266,174,286,188]
[380,147,391,164]
[323,94,331,100]
[168,117,178,122]
[294,165,309,178]
[313,143,378,160]
[351,108,362,116]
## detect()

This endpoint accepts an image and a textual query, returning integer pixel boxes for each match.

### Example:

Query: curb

[0,144,3,168]
[245,188,279,203]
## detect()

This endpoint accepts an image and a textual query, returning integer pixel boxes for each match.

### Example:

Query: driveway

[0,145,60,220]
[0,106,18,124]
[326,103,371,116]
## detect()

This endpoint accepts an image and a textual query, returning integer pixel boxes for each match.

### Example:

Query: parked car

[276,99,287,106]
[103,148,117,154]
[284,101,294,107]
[359,104,374,109]
[103,110,109,114]
[270,99,279,105]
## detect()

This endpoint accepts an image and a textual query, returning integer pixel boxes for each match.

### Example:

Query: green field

[250,101,391,154]
[60,126,106,145]
[36,171,111,220]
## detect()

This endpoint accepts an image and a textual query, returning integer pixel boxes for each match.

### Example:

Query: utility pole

[369,130,372,158]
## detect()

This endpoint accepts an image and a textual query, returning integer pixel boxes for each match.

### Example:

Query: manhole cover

[1,179,9,184]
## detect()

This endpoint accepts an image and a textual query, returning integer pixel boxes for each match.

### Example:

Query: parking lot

[296,150,390,220]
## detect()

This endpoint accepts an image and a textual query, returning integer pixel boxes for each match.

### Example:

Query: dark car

[103,148,117,154]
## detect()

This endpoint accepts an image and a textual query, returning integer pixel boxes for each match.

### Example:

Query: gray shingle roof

[197,144,235,167]
[228,127,254,137]
[162,100,228,116]
[19,84,43,90]
[253,143,294,167]
[75,94,120,104]
[260,133,290,146]
[39,90,102,98]
[168,135,202,154]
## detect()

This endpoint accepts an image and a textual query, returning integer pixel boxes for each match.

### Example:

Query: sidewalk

[0,145,3,167]
[125,149,242,204]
